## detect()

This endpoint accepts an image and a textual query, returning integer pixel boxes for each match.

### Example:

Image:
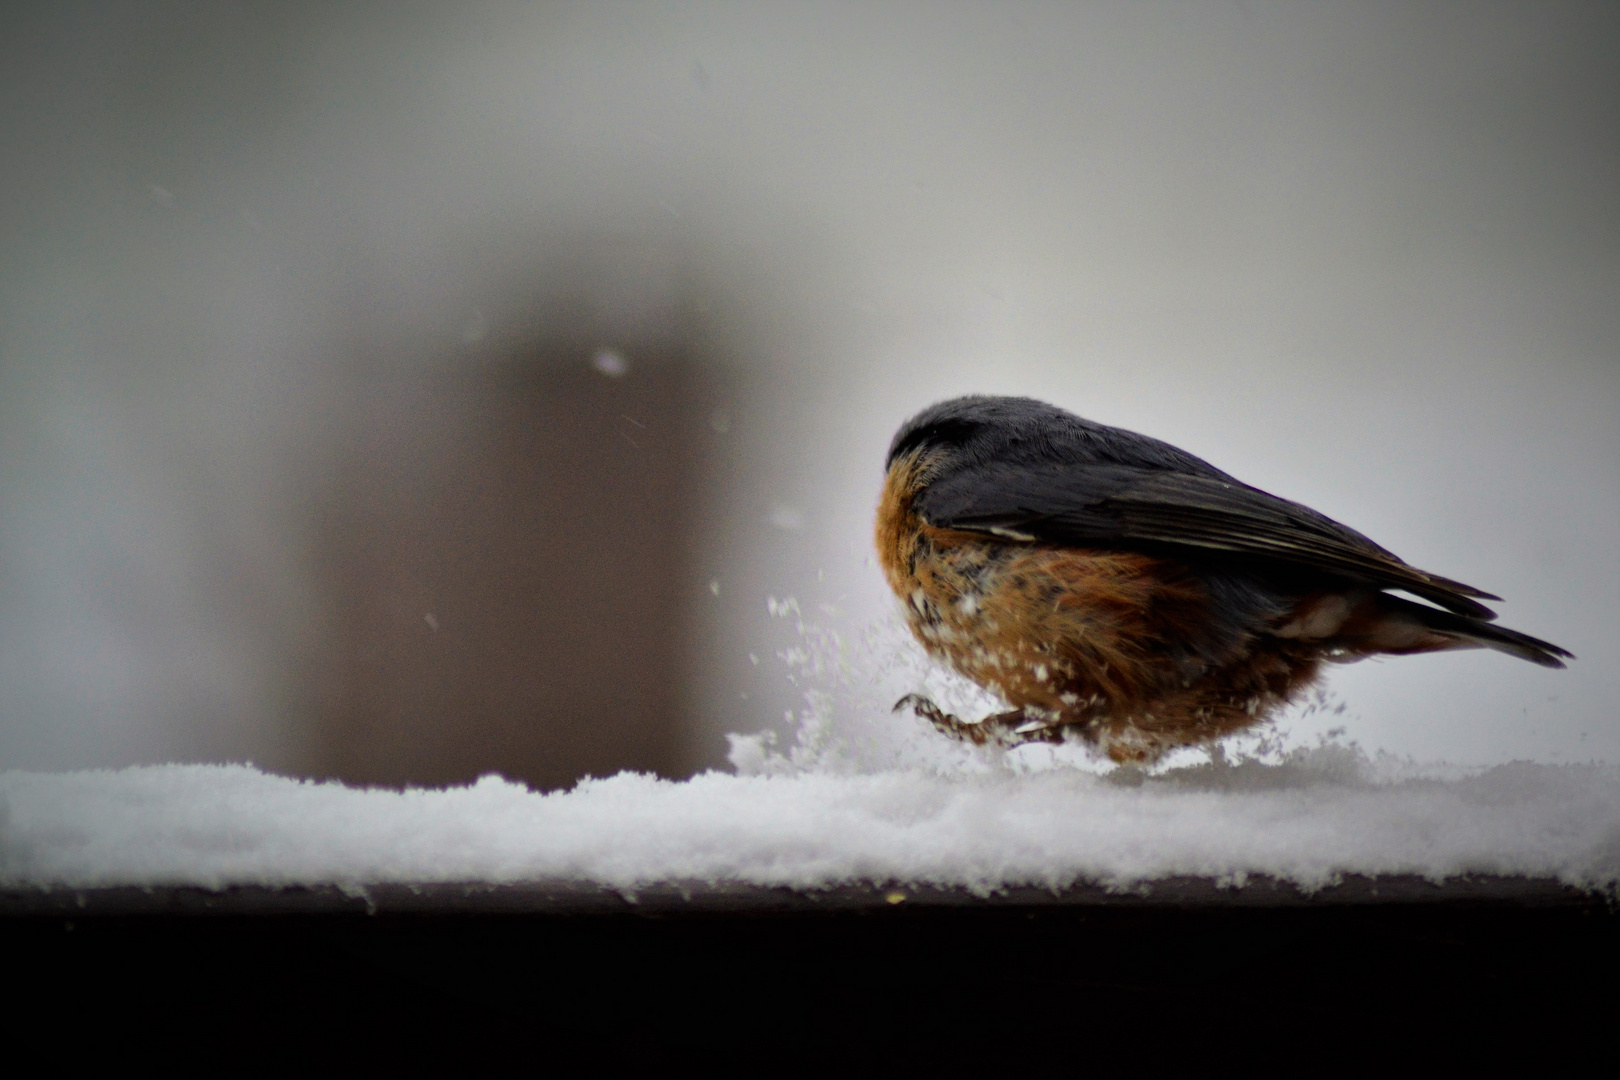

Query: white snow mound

[3,746,1618,893]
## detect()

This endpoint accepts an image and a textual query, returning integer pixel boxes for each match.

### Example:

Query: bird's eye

[888,417,979,466]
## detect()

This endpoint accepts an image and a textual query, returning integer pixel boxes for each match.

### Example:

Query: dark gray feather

[902,396,1503,620]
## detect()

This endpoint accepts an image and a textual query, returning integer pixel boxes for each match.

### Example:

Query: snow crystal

[768,504,806,531]
[591,348,628,377]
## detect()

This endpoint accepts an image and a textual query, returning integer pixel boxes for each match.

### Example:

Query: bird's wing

[915,461,1501,618]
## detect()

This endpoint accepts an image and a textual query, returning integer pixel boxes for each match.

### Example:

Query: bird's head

[885,395,1081,481]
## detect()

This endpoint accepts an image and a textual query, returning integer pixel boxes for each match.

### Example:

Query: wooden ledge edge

[0,874,1610,917]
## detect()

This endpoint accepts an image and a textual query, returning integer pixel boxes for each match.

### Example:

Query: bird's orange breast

[876,453,1216,716]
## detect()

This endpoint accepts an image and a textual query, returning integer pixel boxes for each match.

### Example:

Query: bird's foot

[893,695,1066,748]
[893,694,988,743]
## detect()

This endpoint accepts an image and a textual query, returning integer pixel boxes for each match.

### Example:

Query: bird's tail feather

[1373,594,1572,669]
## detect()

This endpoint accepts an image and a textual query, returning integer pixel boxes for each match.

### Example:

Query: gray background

[1,2,1614,783]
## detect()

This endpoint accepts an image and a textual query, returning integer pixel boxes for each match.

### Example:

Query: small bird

[875,395,1570,763]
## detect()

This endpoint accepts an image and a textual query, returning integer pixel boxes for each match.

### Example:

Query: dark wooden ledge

[5,875,1615,1062]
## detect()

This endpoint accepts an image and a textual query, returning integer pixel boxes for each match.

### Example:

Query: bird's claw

[893,694,989,745]
[894,694,1068,748]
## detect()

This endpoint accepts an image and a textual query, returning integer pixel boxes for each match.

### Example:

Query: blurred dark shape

[304,324,711,792]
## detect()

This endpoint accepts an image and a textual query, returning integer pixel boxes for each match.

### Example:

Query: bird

[874,395,1571,764]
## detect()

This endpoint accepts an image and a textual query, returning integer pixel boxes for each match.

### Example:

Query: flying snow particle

[593,349,629,377]
[769,504,805,531]
[766,596,801,618]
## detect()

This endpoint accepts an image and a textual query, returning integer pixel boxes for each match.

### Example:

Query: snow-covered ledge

[4,743,1617,904]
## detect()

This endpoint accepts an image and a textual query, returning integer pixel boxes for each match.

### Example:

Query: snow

[3,746,1617,895]
[3,610,1616,897]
